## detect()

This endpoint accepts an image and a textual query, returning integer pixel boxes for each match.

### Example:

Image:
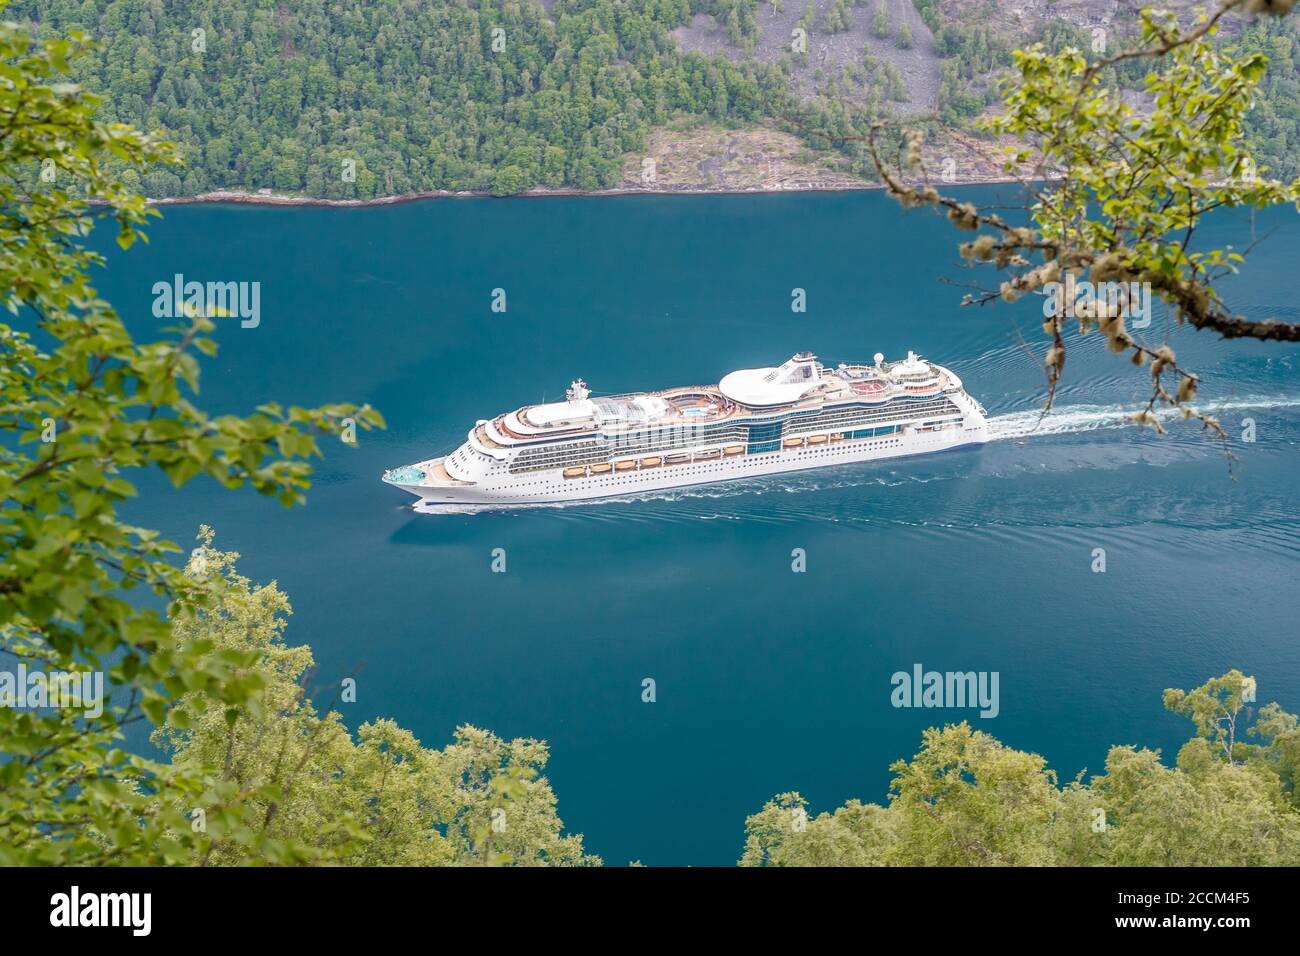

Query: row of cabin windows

[506,400,962,475]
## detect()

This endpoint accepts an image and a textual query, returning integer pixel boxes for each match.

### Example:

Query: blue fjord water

[94,188,1299,866]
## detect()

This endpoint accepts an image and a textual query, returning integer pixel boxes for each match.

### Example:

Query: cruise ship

[383,352,989,509]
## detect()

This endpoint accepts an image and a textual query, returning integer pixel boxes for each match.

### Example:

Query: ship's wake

[986,394,1300,441]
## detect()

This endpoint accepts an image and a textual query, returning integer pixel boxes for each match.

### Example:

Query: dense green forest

[13,0,1299,196]
[11,0,794,196]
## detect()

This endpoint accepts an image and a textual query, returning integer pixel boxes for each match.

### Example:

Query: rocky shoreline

[149,177,1028,208]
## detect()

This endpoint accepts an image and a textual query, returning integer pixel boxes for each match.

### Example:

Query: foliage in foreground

[0,16,381,865]
[857,2,1300,439]
[741,671,1300,866]
[152,533,597,866]
[154,544,1300,869]
[0,18,593,865]
[6,6,1298,868]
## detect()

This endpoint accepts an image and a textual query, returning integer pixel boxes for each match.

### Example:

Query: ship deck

[501,366,958,438]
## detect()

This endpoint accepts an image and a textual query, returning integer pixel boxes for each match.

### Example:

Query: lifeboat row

[782,433,843,448]
[562,444,746,478]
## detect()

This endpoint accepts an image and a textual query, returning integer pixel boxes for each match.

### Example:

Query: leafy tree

[739,792,896,866]
[740,672,1300,866]
[0,17,382,865]
[871,0,890,39]
[885,724,1063,864]
[799,0,816,37]
[858,3,1300,435]
[493,164,530,196]
[155,534,598,866]
[1163,669,1256,763]
[821,0,852,34]
[881,60,906,101]
[1091,742,1299,866]
[911,0,939,33]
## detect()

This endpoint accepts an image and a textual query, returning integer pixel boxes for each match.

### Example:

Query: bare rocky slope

[625,0,1222,190]
[673,0,942,115]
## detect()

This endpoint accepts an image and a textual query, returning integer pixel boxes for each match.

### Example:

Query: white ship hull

[384,351,990,511]
[391,420,988,509]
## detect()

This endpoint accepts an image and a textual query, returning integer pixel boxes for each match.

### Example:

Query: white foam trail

[988,395,1300,441]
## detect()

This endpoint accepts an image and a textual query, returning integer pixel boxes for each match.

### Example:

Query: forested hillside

[10,0,1300,194]
[12,0,792,196]
[1234,15,1300,177]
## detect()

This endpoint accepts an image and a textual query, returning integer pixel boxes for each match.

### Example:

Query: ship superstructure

[383,352,988,508]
